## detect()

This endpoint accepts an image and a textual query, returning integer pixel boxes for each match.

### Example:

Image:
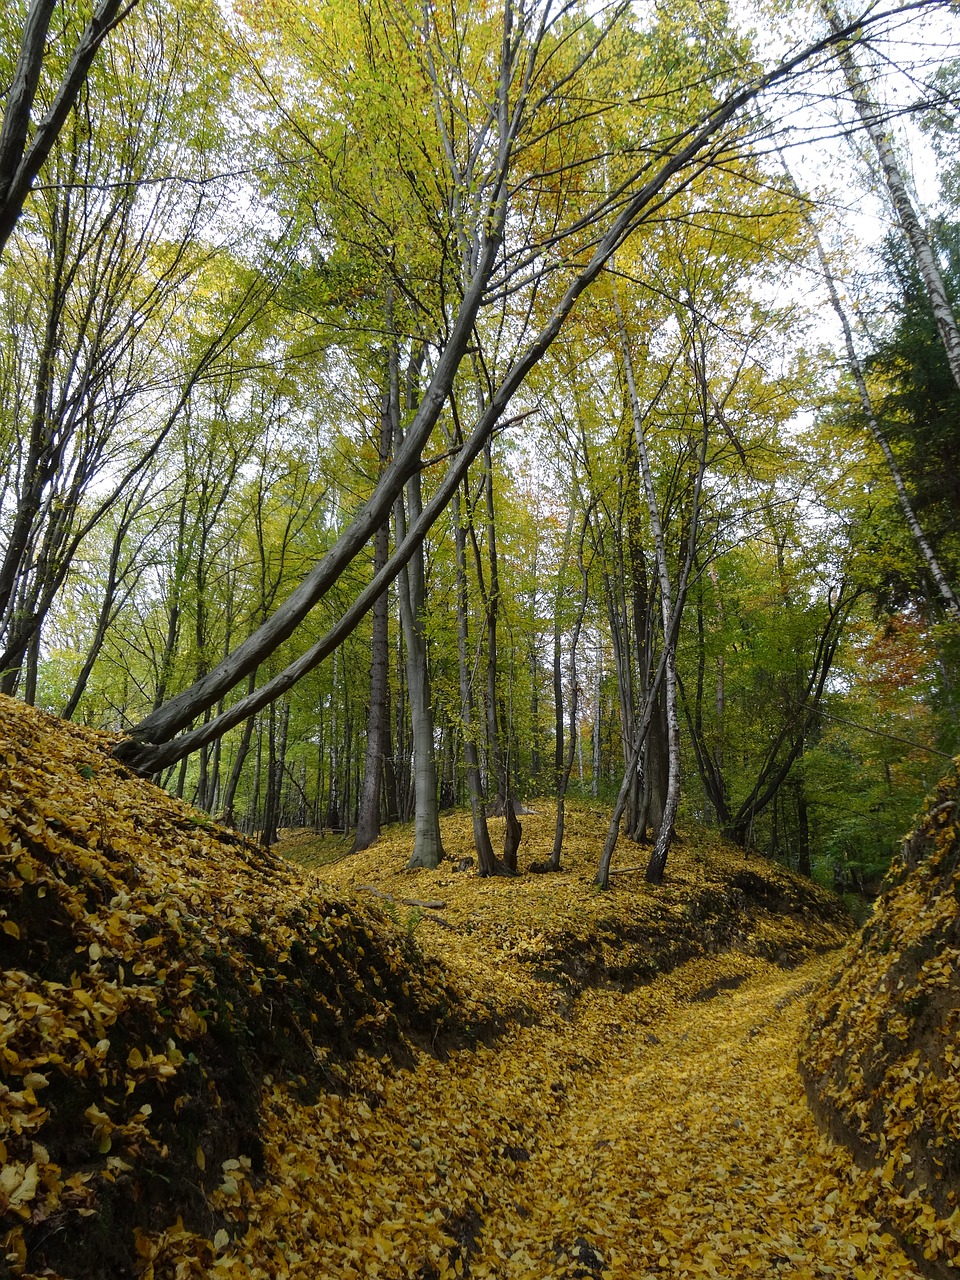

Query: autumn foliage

[0,693,953,1278]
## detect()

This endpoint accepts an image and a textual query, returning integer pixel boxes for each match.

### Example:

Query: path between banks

[454,954,924,1279]
[234,951,926,1279]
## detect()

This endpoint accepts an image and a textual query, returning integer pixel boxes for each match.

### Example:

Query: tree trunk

[396,463,445,870]
[802,188,960,616]
[615,314,683,884]
[352,512,391,852]
[260,699,289,848]
[0,0,136,258]
[452,485,502,875]
[218,673,258,826]
[545,508,593,872]
[352,369,394,853]
[823,0,960,398]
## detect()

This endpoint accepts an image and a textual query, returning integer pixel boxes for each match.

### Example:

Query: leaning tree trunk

[804,203,960,617]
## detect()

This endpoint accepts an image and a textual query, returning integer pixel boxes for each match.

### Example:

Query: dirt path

[244,952,926,1278]
[455,955,924,1279]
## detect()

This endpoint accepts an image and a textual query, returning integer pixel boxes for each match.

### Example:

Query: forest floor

[271,815,929,1280]
[0,695,939,1278]
[247,942,929,1279]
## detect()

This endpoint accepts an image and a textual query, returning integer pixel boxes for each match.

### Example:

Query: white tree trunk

[824,1,960,394]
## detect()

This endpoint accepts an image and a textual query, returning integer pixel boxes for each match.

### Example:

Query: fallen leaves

[0,695,489,1277]
[0,693,943,1278]
[801,762,960,1273]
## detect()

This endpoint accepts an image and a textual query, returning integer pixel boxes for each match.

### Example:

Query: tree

[113,0,932,778]
[811,220,959,617]
[823,0,960,394]
[0,0,137,255]
[0,0,273,697]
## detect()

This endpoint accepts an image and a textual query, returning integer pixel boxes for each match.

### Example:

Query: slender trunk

[61,504,144,719]
[807,206,960,616]
[452,485,501,875]
[597,297,709,886]
[645,643,680,884]
[546,509,593,871]
[595,641,673,889]
[796,766,811,878]
[152,491,189,711]
[483,438,507,810]
[396,461,444,870]
[352,513,391,852]
[219,672,258,826]
[261,700,288,847]
[616,315,682,885]
[528,634,542,784]
[353,370,394,852]
[823,1,960,396]
[22,627,39,705]
[723,585,857,844]
[591,672,601,798]
[247,717,263,835]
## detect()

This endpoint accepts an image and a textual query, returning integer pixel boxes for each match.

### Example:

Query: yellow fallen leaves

[801,760,960,1273]
[305,804,851,1025]
[0,694,487,1277]
[125,953,926,1278]
[0,693,941,1278]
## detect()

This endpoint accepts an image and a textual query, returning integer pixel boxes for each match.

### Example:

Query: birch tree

[823,0,960,394]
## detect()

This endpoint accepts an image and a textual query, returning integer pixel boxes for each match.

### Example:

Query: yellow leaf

[9,1164,39,1206]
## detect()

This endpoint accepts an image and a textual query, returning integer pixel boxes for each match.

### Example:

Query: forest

[1,0,959,892]
[4,3,960,1275]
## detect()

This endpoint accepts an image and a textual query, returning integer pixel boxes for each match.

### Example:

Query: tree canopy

[1,0,958,889]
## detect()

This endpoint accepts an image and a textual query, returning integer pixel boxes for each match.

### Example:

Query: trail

[455,955,922,1279]
[242,952,926,1279]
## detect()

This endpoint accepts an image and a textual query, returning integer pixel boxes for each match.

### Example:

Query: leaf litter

[0,693,940,1278]
[802,761,960,1276]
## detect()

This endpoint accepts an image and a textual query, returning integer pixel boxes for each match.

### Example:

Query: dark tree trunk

[452,483,502,876]
[351,511,389,850]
